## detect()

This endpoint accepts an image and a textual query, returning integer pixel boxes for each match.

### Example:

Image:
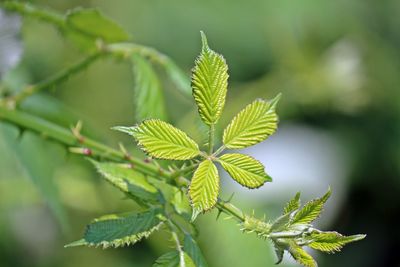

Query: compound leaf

[66,8,129,42]
[89,159,159,203]
[113,120,200,160]
[153,251,196,267]
[307,231,366,253]
[65,209,164,248]
[184,234,208,267]
[191,31,228,126]
[189,160,219,217]
[132,54,167,121]
[291,188,331,225]
[283,192,301,215]
[223,95,280,149]
[288,242,317,267]
[219,153,271,189]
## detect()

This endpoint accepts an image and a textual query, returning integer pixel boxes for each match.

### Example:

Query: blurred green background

[1,0,399,266]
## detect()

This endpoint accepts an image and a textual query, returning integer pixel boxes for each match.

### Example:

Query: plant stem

[0,106,246,222]
[208,124,215,155]
[9,52,102,105]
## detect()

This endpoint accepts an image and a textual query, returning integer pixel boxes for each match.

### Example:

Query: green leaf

[291,188,331,225]
[218,153,271,189]
[89,160,159,203]
[270,213,291,232]
[222,95,280,149]
[191,31,228,126]
[132,54,167,121]
[184,234,208,267]
[189,160,219,217]
[113,119,200,160]
[307,231,366,253]
[163,58,191,96]
[288,242,317,267]
[66,208,164,248]
[66,8,130,42]
[273,244,285,265]
[153,251,196,267]
[283,192,301,215]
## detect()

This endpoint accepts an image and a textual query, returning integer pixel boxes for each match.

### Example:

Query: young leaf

[283,192,301,215]
[153,251,196,267]
[66,8,130,42]
[66,209,164,248]
[184,234,208,267]
[270,213,291,232]
[163,58,192,96]
[273,244,285,264]
[132,54,167,121]
[89,159,160,203]
[218,153,271,189]
[189,160,219,217]
[291,188,331,225]
[191,31,228,126]
[222,95,280,149]
[288,242,317,267]
[113,119,200,160]
[307,231,366,253]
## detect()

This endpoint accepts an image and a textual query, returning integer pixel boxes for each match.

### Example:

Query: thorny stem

[0,105,246,222]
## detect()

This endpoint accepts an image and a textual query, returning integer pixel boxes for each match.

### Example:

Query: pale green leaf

[184,234,208,267]
[307,231,366,253]
[288,242,317,267]
[66,208,164,248]
[284,192,301,215]
[89,159,159,203]
[223,94,280,149]
[66,8,129,42]
[291,188,331,225]
[218,153,271,189]
[273,244,285,265]
[132,54,167,121]
[189,160,219,216]
[113,119,200,160]
[270,213,291,232]
[191,31,228,125]
[153,251,196,267]
[163,58,191,96]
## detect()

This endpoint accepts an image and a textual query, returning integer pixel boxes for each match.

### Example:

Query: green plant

[0,2,365,266]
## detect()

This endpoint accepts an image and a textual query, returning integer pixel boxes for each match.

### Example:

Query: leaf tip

[64,239,87,248]
[111,126,134,135]
[200,31,209,51]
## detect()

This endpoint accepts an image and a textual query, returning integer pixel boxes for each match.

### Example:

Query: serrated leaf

[288,242,317,267]
[307,231,366,253]
[113,119,200,160]
[132,54,167,121]
[284,192,301,215]
[89,159,159,203]
[218,153,271,189]
[66,208,164,248]
[223,95,280,149]
[66,8,129,43]
[153,251,196,267]
[189,160,219,216]
[184,234,208,267]
[191,31,228,125]
[290,188,331,225]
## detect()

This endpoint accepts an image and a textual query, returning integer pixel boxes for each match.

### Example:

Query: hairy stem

[208,124,215,155]
[0,105,245,221]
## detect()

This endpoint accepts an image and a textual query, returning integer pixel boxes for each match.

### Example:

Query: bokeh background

[1,0,399,266]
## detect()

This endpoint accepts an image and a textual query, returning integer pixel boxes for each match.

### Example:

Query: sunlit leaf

[291,188,331,225]
[218,153,271,188]
[65,208,164,248]
[288,242,317,267]
[283,192,301,215]
[307,231,366,253]
[89,159,160,204]
[66,8,129,42]
[113,120,200,160]
[191,31,228,125]
[153,251,196,267]
[223,95,280,149]
[189,160,219,217]
[184,234,208,267]
[132,54,167,121]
